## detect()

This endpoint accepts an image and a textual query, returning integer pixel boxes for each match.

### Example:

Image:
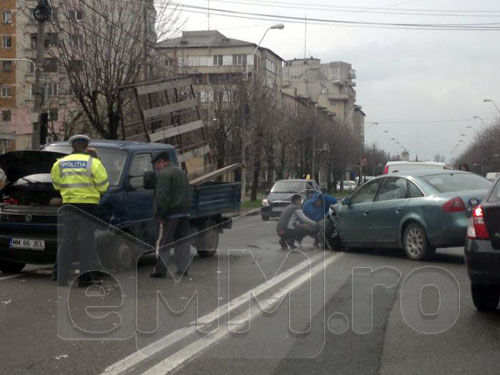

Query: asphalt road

[0,214,499,374]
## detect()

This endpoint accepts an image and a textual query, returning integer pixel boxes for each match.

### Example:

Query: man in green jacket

[150,151,192,279]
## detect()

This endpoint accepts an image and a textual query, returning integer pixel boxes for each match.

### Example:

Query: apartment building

[282,58,362,134]
[0,1,157,152]
[156,30,284,116]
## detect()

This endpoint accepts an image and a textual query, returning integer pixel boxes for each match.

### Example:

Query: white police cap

[68,134,91,145]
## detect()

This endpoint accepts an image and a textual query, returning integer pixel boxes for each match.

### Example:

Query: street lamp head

[270,24,285,30]
[473,116,480,120]
[483,99,492,103]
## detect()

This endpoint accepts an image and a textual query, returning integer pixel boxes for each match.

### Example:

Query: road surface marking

[103,252,327,375]
[142,253,342,375]
[0,274,21,281]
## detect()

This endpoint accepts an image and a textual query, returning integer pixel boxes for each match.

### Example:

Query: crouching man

[276,194,319,250]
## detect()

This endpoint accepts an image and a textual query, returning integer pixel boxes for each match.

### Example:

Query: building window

[2,11,12,24]
[1,85,12,98]
[69,9,83,21]
[213,55,223,66]
[232,54,247,66]
[45,83,58,97]
[49,109,58,121]
[2,110,10,121]
[2,36,11,48]
[2,60,11,72]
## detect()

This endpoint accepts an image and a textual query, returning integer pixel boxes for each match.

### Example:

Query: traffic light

[40,112,48,145]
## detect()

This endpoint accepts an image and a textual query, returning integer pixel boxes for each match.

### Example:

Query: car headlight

[261,198,269,206]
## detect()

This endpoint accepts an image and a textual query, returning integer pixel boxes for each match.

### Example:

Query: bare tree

[48,0,182,139]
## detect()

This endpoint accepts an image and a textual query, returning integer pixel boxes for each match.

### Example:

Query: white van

[383,161,447,174]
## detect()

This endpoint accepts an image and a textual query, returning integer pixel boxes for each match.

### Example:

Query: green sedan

[336,170,492,260]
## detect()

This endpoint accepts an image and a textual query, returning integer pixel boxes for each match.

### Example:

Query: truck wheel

[101,238,138,271]
[403,223,435,261]
[196,220,219,258]
[261,215,270,221]
[471,284,500,311]
[0,260,25,273]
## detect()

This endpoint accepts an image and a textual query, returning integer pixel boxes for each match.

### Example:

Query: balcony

[328,94,349,101]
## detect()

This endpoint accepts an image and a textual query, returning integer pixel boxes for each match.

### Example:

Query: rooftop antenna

[208,0,211,30]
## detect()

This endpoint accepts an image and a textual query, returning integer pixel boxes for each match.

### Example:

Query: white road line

[142,253,342,375]
[103,252,326,375]
[0,274,21,281]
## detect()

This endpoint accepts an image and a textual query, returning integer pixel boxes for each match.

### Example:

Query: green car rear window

[421,173,491,193]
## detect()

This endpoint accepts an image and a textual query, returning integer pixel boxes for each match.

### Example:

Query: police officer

[51,135,109,287]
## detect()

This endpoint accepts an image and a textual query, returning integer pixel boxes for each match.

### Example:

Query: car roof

[275,179,315,183]
[45,140,175,151]
[385,169,470,178]
[385,161,446,167]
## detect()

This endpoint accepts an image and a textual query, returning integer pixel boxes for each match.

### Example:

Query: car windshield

[43,145,127,186]
[421,173,491,193]
[271,181,311,193]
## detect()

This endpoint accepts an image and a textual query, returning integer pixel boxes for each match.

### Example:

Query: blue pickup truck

[0,141,240,273]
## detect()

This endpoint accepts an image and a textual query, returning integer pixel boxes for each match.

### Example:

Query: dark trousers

[57,204,101,283]
[279,224,318,246]
[154,217,191,275]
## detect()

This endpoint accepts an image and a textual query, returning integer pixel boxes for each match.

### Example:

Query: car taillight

[442,197,466,213]
[3,197,18,205]
[467,205,490,240]
[384,165,389,174]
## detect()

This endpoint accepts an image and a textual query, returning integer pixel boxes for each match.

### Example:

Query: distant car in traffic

[336,180,357,192]
[336,170,491,260]
[485,172,500,182]
[465,178,500,311]
[384,161,446,174]
[261,179,320,221]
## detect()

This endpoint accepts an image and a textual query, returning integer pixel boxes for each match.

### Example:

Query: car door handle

[395,208,403,214]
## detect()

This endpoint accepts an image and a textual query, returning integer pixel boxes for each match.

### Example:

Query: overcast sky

[173,0,500,162]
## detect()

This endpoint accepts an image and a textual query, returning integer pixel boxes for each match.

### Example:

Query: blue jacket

[303,192,338,222]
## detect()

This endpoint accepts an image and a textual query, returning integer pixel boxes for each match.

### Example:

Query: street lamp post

[483,99,500,115]
[241,23,284,202]
[473,115,487,127]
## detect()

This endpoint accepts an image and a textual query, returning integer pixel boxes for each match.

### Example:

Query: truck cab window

[129,153,152,189]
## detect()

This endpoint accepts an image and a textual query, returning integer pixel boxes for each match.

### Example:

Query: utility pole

[31,0,50,150]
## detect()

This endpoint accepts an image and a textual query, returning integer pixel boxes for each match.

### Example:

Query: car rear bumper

[465,238,500,286]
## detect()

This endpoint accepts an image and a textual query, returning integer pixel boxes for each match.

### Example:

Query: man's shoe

[150,272,167,279]
[279,239,288,250]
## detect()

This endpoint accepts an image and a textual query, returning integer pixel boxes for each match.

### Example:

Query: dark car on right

[465,177,500,311]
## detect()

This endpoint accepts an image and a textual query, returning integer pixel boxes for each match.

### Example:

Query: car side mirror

[144,171,157,190]
[342,197,351,206]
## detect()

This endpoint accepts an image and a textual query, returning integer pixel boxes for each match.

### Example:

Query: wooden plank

[143,99,198,120]
[149,120,204,143]
[177,145,210,163]
[126,133,149,142]
[189,163,241,185]
[136,78,193,96]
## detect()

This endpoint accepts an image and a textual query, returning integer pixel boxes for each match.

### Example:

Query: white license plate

[273,206,285,212]
[9,238,45,250]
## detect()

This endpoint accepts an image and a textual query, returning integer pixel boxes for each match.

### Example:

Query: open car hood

[0,150,68,184]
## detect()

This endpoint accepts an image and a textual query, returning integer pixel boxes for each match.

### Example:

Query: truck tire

[261,215,270,221]
[403,223,435,261]
[101,237,138,271]
[0,260,25,273]
[196,220,219,258]
[471,284,500,311]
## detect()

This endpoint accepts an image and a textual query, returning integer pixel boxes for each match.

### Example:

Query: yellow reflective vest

[50,153,109,204]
